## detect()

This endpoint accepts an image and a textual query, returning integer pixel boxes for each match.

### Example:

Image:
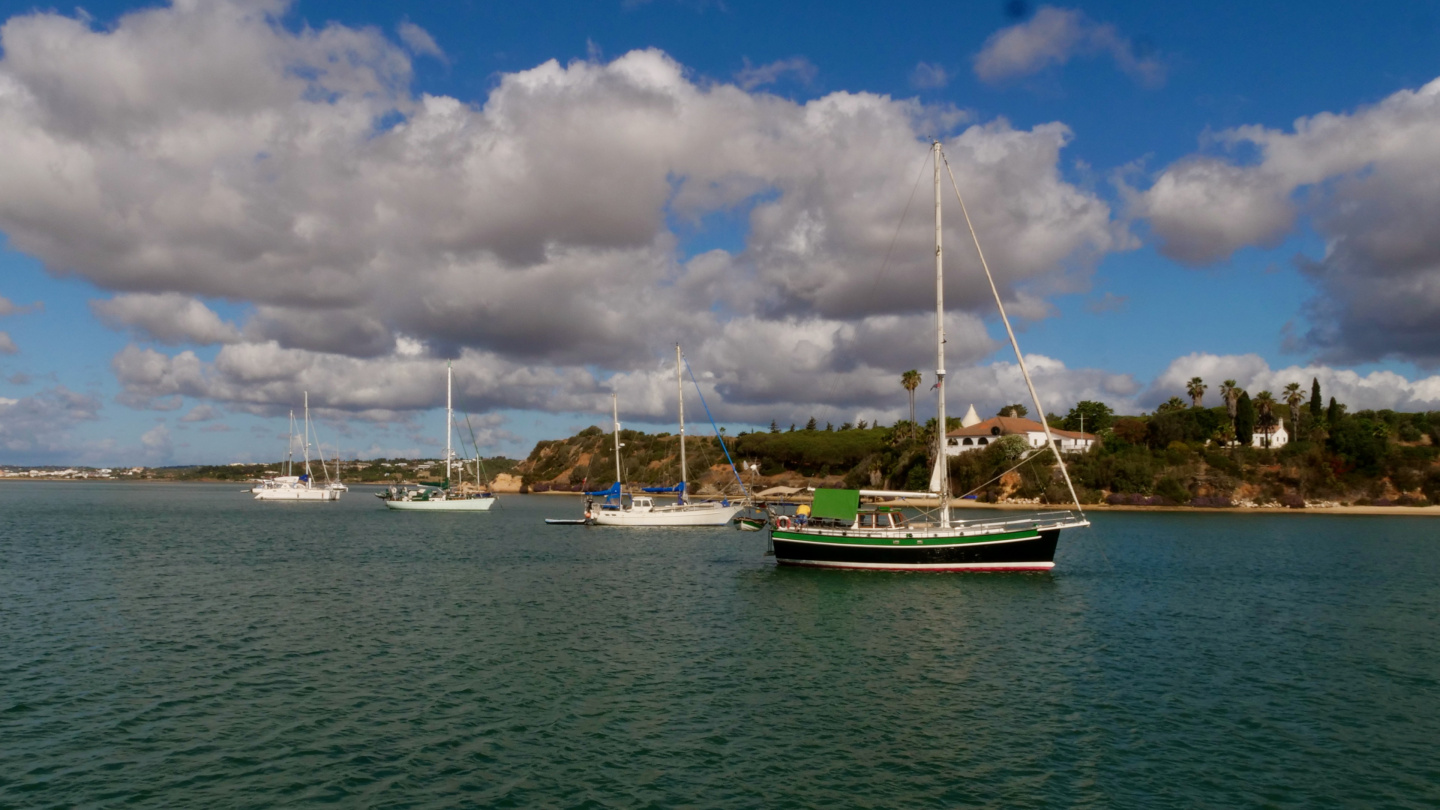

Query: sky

[3,0,1440,466]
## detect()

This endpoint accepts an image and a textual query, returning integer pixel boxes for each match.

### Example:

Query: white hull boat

[379,362,496,512]
[252,394,344,502]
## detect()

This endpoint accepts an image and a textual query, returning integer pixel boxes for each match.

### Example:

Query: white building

[946,416,1098,456]
[1252,422,1289,448]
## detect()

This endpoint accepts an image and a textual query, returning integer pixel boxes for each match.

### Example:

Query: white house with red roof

[945,414,1098,456]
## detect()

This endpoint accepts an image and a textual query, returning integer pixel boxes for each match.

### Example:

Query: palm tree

[1254,390,1278,448]
[1284,382,1304,438]
[1158,396,1187,413]
[1186,377,1207,408]
[1220,380,1242,430]
[901,369,921,439]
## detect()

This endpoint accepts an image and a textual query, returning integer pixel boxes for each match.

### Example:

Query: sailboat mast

[933,141,951,527]
[676,343,686,504]
[303,391,315,482]
[446,362,453,487]
[286,410,295,477]
[612,393,622,486]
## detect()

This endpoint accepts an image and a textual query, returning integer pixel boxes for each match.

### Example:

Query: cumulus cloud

[92,293,242,345]
[140,423,173,462]
[0,385,102,461]
[973,6,1164,86]
[0,0,1126,435]
[0,331,15,354]
[1144,352,1440,413]
[1136,77,1440,366]
[180,403,219,422]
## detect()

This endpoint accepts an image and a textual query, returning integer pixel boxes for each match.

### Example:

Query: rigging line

[681,355,750,498]
[954,447,1051,501]
[868,149,933,299]
[462,413,493,491]
[941,151,1086,518]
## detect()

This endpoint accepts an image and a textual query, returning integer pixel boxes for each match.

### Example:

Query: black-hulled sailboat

[769,141,1089,571]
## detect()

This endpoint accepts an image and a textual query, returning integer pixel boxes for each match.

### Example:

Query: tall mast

[303,391,315,482]
[446,362,453,487]
[286,410,295,477]
[676,343,686,504]
[933,141,951,527]
[612,393,622,486]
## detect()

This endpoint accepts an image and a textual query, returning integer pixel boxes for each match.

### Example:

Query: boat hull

[254,486,341,501]
[771,527,1061,571]
[591,502,744,527]
[383,497,496,511]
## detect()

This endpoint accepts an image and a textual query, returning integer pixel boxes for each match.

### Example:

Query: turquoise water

[2,483,1437,808]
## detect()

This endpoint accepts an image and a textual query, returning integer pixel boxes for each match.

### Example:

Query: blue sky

[2,0,1440,466]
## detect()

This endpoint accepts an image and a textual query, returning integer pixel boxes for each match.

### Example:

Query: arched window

[962,438,973,445]
[978,437,988,445]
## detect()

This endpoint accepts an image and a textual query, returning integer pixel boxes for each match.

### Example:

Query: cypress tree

[1235,392,1257,446]
[1309,377,1322,420]
[1327,396,1340,425]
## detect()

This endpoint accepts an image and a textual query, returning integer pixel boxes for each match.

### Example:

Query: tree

[857,420,869,430]
[1327,396,1341,425]
[825,422,834,431]
[1284,382,1304,440]
[788,424,796,432]
[1187,376,1207,408]
[1253,391,1278,448]
[1235,392,1256,446]
[901,370,922,438]
[1063,401,1114,433]
[1309,377,1323,421]
[804,417,817,431]
[1112,417,1148,445]
[1220,380,1242,430]
[998,403,1028,417]
[1157,396,1187,413]
[770,420,780,434]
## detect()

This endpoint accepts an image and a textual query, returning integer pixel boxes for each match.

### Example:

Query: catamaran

[768,141,1089,571]
[252,393,344,501]
[379,362,496,511]
[573,346,745,527]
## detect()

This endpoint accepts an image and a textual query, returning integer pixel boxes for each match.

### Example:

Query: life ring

[775,515,791,530]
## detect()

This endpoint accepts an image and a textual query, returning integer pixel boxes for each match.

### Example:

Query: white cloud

[910,62,949,90]
[180,403,219,422]
[734,56,817,90]
[973,6,1164,86]
[1136,77,1440,365]
[0,1,1126,434]
[140,423,173,462]
[0,295,41,317]
[396,21,443,60]
[92,293,242,345]
[1144,353,1440,412]
[0,385,102,461]
[0,331,15,354]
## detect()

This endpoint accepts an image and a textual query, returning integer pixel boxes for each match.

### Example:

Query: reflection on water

[1,484,1437,806]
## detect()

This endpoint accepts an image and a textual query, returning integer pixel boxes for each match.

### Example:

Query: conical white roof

[961,404,981,427]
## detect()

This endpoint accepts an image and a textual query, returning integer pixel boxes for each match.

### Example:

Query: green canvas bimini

[809,488,860,522]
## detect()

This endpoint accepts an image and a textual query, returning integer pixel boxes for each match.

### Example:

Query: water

[2,483,1437,808]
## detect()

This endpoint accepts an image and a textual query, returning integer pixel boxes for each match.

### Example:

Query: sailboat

[252,393,343,501]
[379,362,496,512]
[768,141,1089,571]
[584,346,745,527]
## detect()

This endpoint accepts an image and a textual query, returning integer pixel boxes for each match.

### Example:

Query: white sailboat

[252,392,343,501]
[588,345,744,527]
[379,362,496,512]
